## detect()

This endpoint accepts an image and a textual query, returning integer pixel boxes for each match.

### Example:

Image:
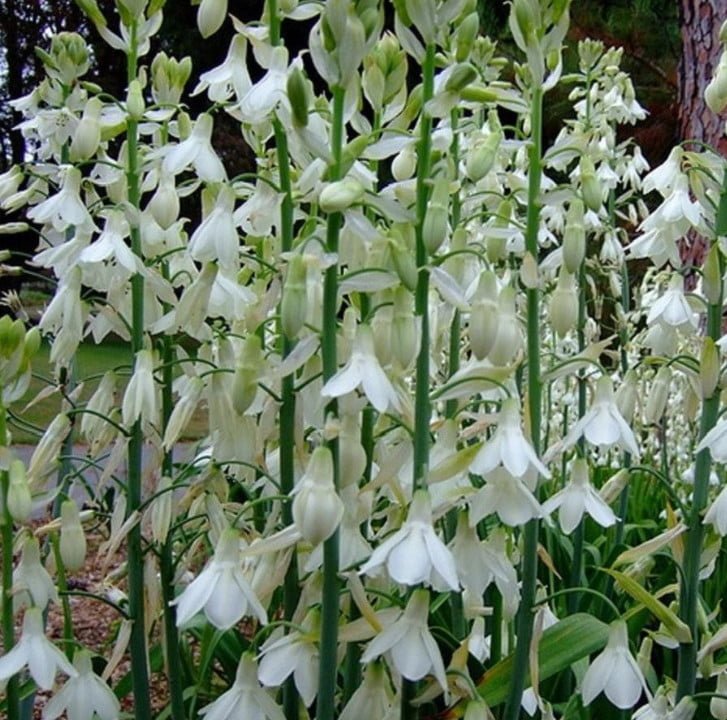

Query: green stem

[0,400,18,720]
[676,168,727,699]
[316,84,345,720]
[504,83,544,720]
[412,42,436,495]
[124,21,151,716]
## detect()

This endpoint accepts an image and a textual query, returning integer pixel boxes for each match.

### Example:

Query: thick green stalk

[0,401,18,720]
[124,22,151,716]
[412,43,436,496]
[316,84,345,720]
[676,168,727,699]
[504,83,544,720]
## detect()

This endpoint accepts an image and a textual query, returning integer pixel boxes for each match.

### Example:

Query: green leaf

[604,568,692,643]
[474,613,609,708]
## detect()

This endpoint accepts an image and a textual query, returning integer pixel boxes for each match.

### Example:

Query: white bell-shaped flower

[360,589,447,691]
[162,113,226,182]
[468,466,542,527]
[696,418,727,463]
[42,649,120,720]
[121,349,159,428]
[359,489,459,591]
[13,535,58,612]
[471,397,550,479]
[174,527,267,630]
[339,662,394,720]
[646,275,698,333]
[704,485,727,536]
[581,620,647,709]
[199,654,284,720]
[0,607,77,690]
[542,458,617,534]
[27,166,94,232]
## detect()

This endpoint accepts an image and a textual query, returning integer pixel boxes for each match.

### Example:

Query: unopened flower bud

[599,468,629,505]
[469,271,499,360]
[60,499,87,571]
[389,229,418,291]
[711,671,727,720]
[177,111,192,140]
[281,254,308,339]
[197,0,228,38]
[319,178,365,213]
[292,446,344,545]
[579,156,602,212]
[636,635,653,678]
[7,459,31,522]
[456,12,480,62]
[48,32,91,83]
[703,243,723,306]
[488,286,522,365]
[148,173,179,229]
[423,176,449,254]
[287,66,309,127]
[445,63,478,93]
[392,146,416,181]
[486,198,512,264]
[151,476,173,544]
[562,198,586,273]
[232,335,263,415]
[151,52,192,106]
[644,366,672,425]
[116,0,147,19]
[549,268,578,337]
[706,52,727,114]
[701,337,721,398]
[615,369,638,424]
[76,0,107,27]
[464,699,492,720]
[466,129,501,182]
[70,97,103,161]
[391,286,417,368]
[126,80,145,120]
[512,0,537,43]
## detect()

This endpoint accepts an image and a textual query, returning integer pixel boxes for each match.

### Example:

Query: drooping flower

[42,650,120,720]
[0,607,77,690]
[162,113,226,183]
[359,489,459,591]
[174,527,267,630]
[13,535,58,612]
[121,349,158,428]
[199,654,284,720]
[468,466,542,527]
[581,620,647,709]
[542,458,617,534]
[339,662,394,720]
[27,166,94,232]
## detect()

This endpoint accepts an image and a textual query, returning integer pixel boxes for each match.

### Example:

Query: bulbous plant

[2,1,727,719]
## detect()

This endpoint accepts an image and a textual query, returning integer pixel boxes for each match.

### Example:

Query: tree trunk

[678,0,727,270]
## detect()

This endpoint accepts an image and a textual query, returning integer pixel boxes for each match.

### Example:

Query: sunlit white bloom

[646,275,698,332]
[199,654,284,720]
[360,490,459,591]
[0,607,77,690]
[704,485,727,535]
[27,167,94,232]
[694,418,727,463]
[42,650,120,720]
[257,610,319,707]
[581,620,647,709]
[557,375,640,458]
[542,458,617,534]
[471,397,550,479]
[13,535,58,612]
[468,466,542,527]
[189,185,239,269]
[361,589,447,691]
[78,210,139,279]
[96,10,162,56]
[233,180,281,237]
[194,35,252,102]
[340,662,394,720]
[642,147,683,197]
[640,174,701,240]
[236,46,289,125]
[174,527,267,629]
[322,324,401,414]
[162,113,226,182]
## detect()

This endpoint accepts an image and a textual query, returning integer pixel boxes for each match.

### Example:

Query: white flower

[704,485,727,535]
[189,185,239,270]
[27,167,94,232]
[257,610,319,707]
[470,397,550,479]
[13,535,58,612]
[42,650,120,720]
[0,607,77,690]
[78,210,139,280]
[581,620,647,709]
[121,349,158,428]
[174,527,267,630]
[199,654,284,720]
[646,275,698,332]
[542,458,617,534]
[162,113,226,183]
[339,662,394,720]
[194,34,252,102]
[236,46,290,125]
[360,489,459,591]
[321,324,401,414]
[468,466,542,527]
[557,375,639,458]
[695,419,727,463]
[361,589,447,690]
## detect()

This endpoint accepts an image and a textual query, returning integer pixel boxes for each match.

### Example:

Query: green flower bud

[232,335,263,415]
[392,146,416,181]
[7,459,31,523]
[422,176,449,254]
[445,63,478,93]
[469,271,499,360]
[644,366,672,426]
[466,129,501,182]
[281,254,308,340]
[319,178,365,213]
[46,32,90,84]
[126,79,145,120]
[177,111,192,140]
[70,97,103,162]
[116,0,147,19]
[599,468,629,505]
[563,198,586,273]
[701,337,720,399]
[456,12,480,62]
[151,477,173,544]
[149,174,179,229]
[60,499,87,571]
[489,286,522,366]
[703,244,723,306]
[486,198,512,264]
[151,52,192,106]
[615,368,638,424]
[75,0,108,27]
[579,156,602,212]
[287,66,309,127]
[391,287,417,369]
[549,267,578,337]
[389,232,418,292]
